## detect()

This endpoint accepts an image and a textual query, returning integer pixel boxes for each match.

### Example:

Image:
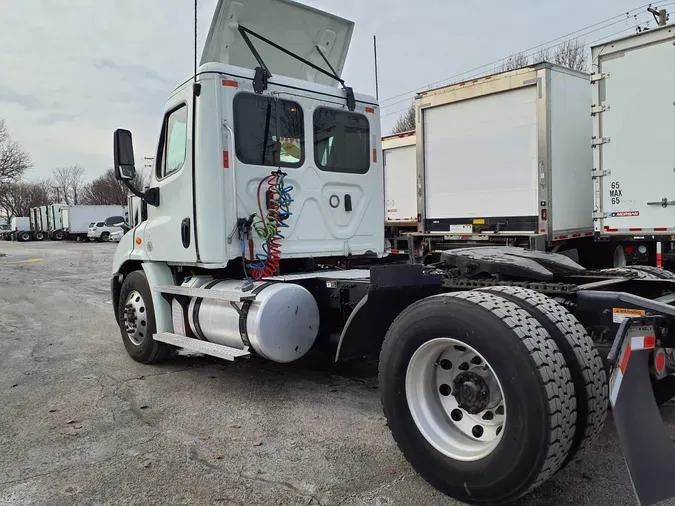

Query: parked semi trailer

[399,62,598,265]
[383,131,417,254]
[62,205,127,241]
[108,2,675,505]
[591,24,675,270]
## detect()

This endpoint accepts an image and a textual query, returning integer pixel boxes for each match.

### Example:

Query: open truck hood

[200,0,354,87]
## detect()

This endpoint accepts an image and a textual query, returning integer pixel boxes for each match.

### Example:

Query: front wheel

[379,291,576,504]
[100,232,110,242]
[118,270,172,364]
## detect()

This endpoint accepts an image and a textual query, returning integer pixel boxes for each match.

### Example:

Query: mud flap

[609,318,675,506]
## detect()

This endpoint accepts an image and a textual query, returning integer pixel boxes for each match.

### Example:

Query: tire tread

[477,286,608,463]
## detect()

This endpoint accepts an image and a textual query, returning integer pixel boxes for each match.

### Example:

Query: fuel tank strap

[229,282,275,348]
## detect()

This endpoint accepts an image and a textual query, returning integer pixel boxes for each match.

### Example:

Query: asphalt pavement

[0,240,672,506]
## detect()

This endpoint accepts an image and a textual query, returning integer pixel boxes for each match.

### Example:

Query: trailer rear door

[422,84,538,226]
[593,27,675,234]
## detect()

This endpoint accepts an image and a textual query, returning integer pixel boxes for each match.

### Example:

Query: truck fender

[141,262,175,334]
[334,294,376,362]
[335,264,443,362]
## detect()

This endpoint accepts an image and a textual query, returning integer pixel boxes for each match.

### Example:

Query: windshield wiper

[237,25,356,111]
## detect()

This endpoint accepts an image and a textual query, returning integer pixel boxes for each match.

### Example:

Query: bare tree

[392,102,416,134]
[552,39,588,72]
[52,165,86,204]
[0,179,52,218]
[0,119,32,186]
[80,168,148,206]
[500,53,530,71]
[500,39,588,73]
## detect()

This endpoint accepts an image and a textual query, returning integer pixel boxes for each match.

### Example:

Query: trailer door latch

[591,137,611,147]
[590,72,610,82]
[591,104,610,115]
[647,198,675,208]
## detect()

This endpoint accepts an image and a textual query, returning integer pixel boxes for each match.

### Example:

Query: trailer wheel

[379,291,576,503]
[624,265,675,280]
[477,287,608,466]
[118,270,172,364]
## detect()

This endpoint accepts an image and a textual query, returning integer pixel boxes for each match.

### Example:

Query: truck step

[153,333,250,361]
[152,284,254,302]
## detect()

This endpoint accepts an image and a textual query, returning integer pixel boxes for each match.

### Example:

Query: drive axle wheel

[406,337,506,461]
[379,291,576,504]
[118,270,171,364]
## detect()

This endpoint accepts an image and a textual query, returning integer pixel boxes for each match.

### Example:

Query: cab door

[143,87,197,263]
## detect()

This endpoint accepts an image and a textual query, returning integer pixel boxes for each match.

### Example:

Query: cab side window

[157,104,188,179]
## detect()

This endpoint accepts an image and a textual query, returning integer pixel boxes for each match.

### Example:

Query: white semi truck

[28,207,46,241]
[47,203,68,240]
[109,2,675,504]
[7,217,30,241]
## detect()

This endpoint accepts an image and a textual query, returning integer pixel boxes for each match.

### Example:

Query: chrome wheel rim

[123,290,148,346]
[405,338,506,461]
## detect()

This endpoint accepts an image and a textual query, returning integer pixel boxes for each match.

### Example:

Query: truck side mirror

[114,129,136,180]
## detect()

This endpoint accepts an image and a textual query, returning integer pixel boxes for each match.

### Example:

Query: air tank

[187,279,320,363]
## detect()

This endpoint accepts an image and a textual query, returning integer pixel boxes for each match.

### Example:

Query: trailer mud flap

[609,319,675,506]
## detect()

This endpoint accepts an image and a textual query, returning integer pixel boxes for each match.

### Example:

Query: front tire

[118,270,172,364]
[379,291,576,504]
[100,232,110,242]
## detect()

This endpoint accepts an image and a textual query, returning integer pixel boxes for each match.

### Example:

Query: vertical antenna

[373,35,379,101]
[194,0,198,81]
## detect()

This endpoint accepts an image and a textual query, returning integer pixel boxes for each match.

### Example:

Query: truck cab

[112,0,382,274]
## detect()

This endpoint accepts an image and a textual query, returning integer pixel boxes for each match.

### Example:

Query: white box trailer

[63,205,127,241]
[383,131,417,226]
[592,24,675,268]
[415,62,593,251]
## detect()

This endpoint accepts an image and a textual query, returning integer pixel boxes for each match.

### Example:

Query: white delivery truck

[382,131,417,254]
[47,204,68,240]
[107,1,675,504]
[591,24,675,270]
[9,217,31,241]
[62,205,127,241]
[410,63,595,263]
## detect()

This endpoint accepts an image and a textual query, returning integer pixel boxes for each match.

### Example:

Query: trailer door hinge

[591,72,610,83]
[592,137,611,147]
[591,104,610,115]
[593,211,606,219]
[592,169,610,178]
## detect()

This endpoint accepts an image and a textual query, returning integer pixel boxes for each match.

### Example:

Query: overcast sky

[0,0,660,182]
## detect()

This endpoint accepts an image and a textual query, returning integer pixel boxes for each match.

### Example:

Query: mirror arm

[123,180,160,207]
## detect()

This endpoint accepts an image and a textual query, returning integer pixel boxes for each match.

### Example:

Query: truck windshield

[314,108,370,174]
